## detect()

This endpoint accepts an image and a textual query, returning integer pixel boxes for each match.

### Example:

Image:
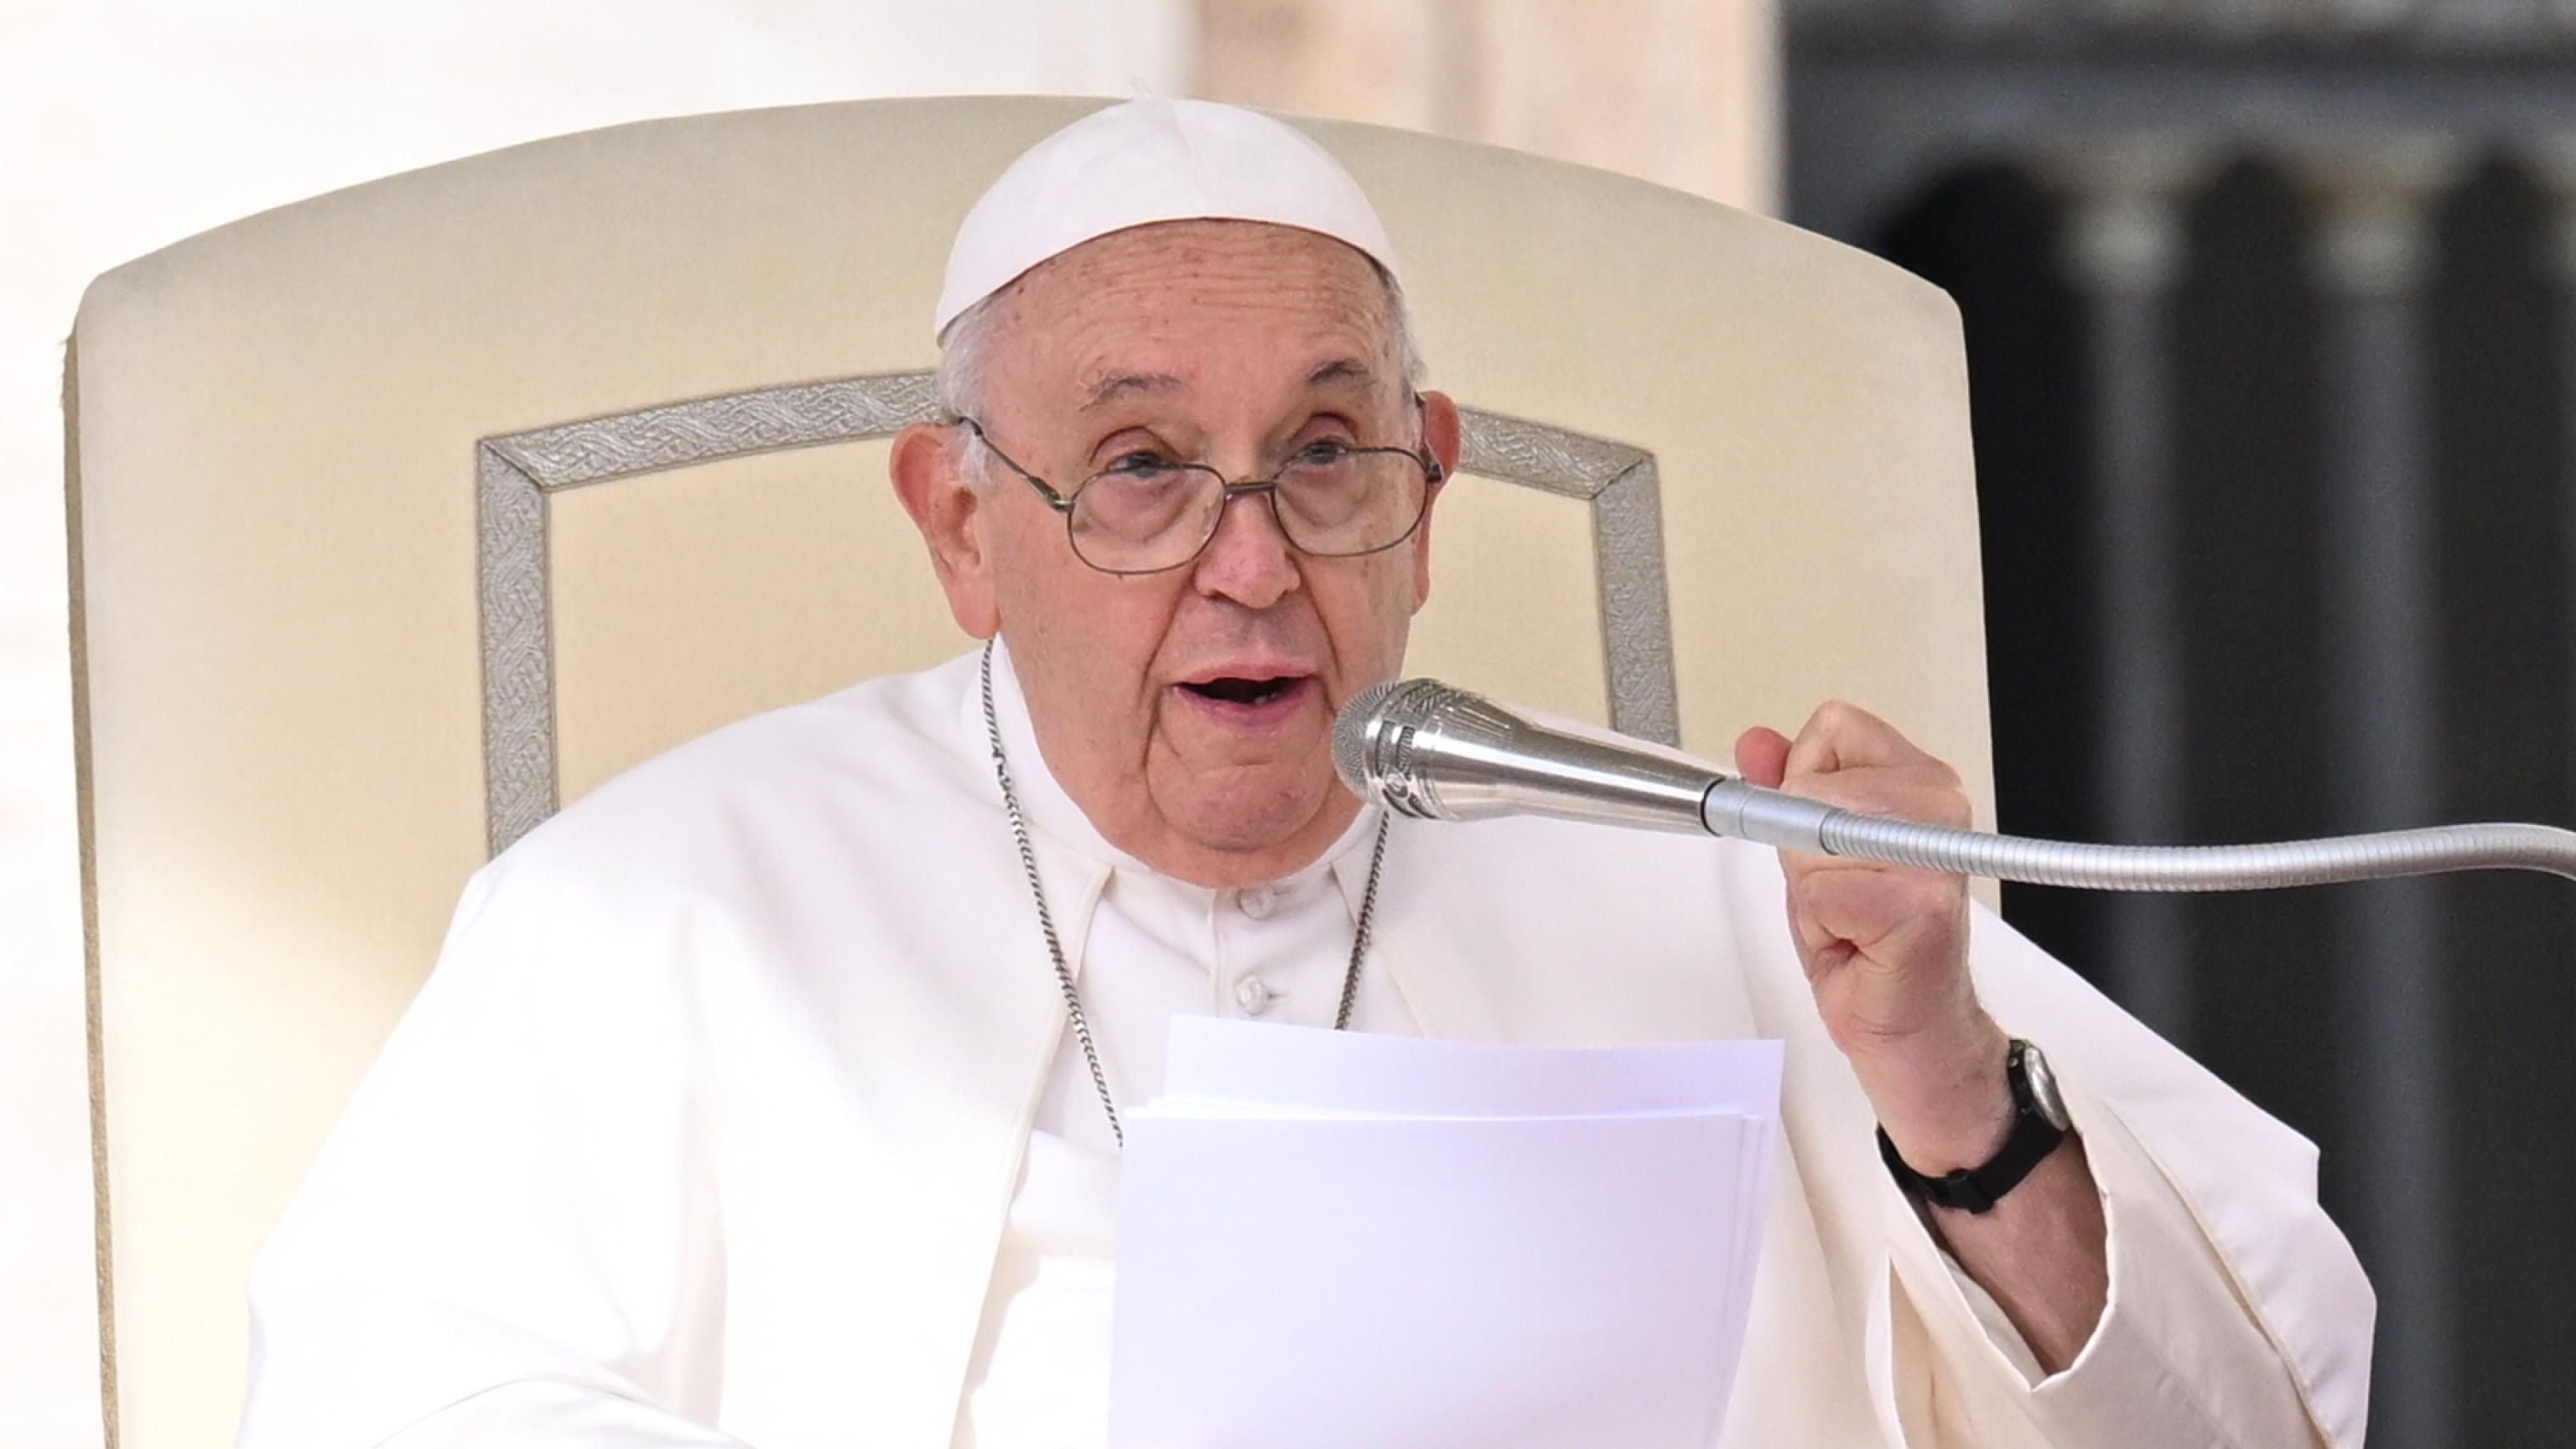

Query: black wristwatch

[1877,1038,2071,1215]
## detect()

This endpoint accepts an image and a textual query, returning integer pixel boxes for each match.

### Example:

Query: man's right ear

[890,422,1001,638]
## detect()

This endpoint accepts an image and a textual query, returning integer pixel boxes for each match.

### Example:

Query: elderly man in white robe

[237,99,2373,1449]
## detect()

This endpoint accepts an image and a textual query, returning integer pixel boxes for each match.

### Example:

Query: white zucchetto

[934,97,1404,340]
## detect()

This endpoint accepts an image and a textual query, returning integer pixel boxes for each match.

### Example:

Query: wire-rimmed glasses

[955,416,1445,576]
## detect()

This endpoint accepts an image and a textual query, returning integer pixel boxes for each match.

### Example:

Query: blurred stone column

[1192,0,1780,213]
[2529,140,2576,827]
[2044,136,2207,1044]
[2297,133,2459,1449]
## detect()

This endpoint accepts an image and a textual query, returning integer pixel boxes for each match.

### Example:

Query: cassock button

[1234,975,1275,1015]
[1239,886,1280,919]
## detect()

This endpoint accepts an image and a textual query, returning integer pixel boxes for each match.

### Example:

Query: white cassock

[237,646,2374,1449]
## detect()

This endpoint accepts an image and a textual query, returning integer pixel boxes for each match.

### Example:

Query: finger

[1774,763,1976,831]
[1784,699,1953,782]
[1734,726,1792,788]
[1777,829,1964,935]
[1788,885,1857,963]
[1794,866,1967,962]
[1765,768,1969,877]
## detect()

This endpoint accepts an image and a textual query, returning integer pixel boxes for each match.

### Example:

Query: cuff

[1882,1073,2324,1447]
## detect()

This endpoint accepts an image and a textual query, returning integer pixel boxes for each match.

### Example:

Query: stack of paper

[1106,1018,1784,1449]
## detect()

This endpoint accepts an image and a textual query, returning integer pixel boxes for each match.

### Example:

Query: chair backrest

[65,95,1989,1447]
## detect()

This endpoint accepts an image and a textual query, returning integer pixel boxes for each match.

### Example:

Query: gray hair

[937,262,1428,491]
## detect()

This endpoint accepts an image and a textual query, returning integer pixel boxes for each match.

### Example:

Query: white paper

[1160,1015,1784,1122]
[1107,1020,1784,1449]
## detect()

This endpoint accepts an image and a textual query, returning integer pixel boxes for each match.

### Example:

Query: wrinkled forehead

[984,219,1410,408]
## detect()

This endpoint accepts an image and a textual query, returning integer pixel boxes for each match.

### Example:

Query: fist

[1735,702,2009,1171]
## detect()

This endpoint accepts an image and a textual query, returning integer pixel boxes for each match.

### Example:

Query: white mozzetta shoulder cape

[240,652,2372,1449]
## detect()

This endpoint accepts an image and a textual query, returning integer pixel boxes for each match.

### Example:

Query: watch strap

[1877,1039,2069,1215]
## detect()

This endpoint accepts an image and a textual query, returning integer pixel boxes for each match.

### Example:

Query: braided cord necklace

[979,641,1391,1147]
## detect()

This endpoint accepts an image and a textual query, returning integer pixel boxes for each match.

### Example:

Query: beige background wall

[1197,0,1780,213]
[2,5,1776,1446]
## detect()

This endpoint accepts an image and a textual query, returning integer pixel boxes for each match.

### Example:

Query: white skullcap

[934,97,1402,340]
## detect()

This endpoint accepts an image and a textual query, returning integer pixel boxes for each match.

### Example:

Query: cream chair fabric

[65,96,1987,1448]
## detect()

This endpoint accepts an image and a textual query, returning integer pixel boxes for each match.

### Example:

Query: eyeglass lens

[1068,449,1430,573]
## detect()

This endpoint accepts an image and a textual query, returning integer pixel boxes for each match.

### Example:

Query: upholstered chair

[63,95,1987,1446]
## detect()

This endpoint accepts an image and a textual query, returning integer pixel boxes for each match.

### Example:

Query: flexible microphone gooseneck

[1332,678,2576,890]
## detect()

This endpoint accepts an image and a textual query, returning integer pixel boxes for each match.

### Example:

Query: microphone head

[1332,678,1510,815]
[1333,678,1719,830]
[1332,678,1403,799]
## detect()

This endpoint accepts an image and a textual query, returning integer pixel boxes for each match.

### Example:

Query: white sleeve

[1887,1069,2350,1447]
[328,1383,750,1449]
[236,856,742,1449]
[1878,904,2375,1449]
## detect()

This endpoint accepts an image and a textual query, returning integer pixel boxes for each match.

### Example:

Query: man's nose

[1190,485,1301,608]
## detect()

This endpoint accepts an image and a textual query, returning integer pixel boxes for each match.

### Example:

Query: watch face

[2020,1041,2072,1130]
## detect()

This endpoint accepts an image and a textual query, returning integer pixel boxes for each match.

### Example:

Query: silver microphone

[1333,678,2576,890]
[1331,678,1836,850]
[1332,677,1713,831]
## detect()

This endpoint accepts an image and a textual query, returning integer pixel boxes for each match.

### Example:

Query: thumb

[1735,726,1793,788]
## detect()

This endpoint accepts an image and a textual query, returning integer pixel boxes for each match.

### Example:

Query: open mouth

[1181,675,1305,707]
